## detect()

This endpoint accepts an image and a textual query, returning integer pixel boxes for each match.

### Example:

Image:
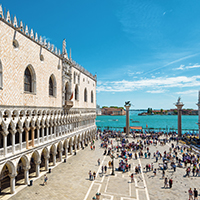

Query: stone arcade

[0,5,96,196]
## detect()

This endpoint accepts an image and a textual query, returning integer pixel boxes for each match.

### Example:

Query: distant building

[101,107,126,115]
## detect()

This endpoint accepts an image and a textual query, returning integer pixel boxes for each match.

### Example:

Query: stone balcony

[64,100,73,110]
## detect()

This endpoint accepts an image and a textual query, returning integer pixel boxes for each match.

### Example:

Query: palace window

[84,88,87,102]
[75,84,79,100]
[24,65,36,93]
[49,74,57,97]
[74,72,76,84]
[65,82,69,101]
[91,91,94,103]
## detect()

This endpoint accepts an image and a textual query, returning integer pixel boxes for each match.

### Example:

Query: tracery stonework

[0,5,97,196]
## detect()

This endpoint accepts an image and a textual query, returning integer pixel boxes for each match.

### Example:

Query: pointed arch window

[0,59,2,88]
[24,65,36,93]
[74,72,76,84]
[65,82,69,101]
[49,74,57,97]
[84,88,87,102]
[75,84,79,100]
[91,91,94,103]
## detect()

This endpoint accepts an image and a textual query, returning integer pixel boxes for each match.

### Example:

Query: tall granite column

[125,102,131,136]
[196,91,200,138]
[175,97,184,137]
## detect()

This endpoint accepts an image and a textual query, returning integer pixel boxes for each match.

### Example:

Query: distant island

[96,106,198,116]
[138,108,198,116]
[100,106,126,116]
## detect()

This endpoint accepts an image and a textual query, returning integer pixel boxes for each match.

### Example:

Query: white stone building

[0,5,96,195]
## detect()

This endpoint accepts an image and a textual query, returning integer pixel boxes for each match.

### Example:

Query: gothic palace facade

[0,5,96,195]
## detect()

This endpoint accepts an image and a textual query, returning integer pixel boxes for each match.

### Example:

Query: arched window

[78,74,80,84]
[65,82,69,101]
[24,65,36,93]
[75,84,79,100]
[0,59,2,88]
[84,88,87,102]
[24,67,32,92]
[49,74,57,97]
[74,72,76,84]
[91,91,94,103]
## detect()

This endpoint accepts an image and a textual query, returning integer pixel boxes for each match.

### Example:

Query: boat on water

[131,121,140,123]
[112,119,118,121]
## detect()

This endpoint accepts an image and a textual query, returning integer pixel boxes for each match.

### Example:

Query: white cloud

[176,90,198,95]
[174,63,200,70]
[146,89,166,93]
[97,75,200,92]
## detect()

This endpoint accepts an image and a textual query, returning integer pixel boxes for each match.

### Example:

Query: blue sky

[2,0,200,109]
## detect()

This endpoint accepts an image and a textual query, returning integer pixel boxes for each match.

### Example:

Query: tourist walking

[97,158,100,166]
[169,178,173,188]
[93,171,96,180]
[101,166,104,174]
[89,170,92,180]
[194,188,198,200]
[43,174,48,185]
[104,165,107,173]
[130,173,134,183]
[164,177,168,188]
[188,188,193,200]
[153,169,156,176]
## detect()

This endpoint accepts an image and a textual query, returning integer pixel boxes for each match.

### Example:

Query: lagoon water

[96,112,199,132]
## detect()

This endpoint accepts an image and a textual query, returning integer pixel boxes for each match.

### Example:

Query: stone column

[31,128,35,147]
[23,166,30,185]
[54,126,56,139]
[175,98,184,137]
[46,126,49,141]
[59,150,63,162]
[19,129,22,151]
[25,129,29,149]
[52,153,56,166]
[50,126,53,140]
[11,130,16,154]
[197,91,200,138]
[41,126,44,143]
[44,156,49,171]
[125,104,131,136]
[64,147,68,159]
[9,174,16,194]
[74,144,77,153]
[35,161,41,177]
[70,145,73,155]
[37,128,40,145]
[3,134,7,156]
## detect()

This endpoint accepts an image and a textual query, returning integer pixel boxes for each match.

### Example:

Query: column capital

[1,130,9,136]
[23,166,30,171]
[10,129,17,135]
[24,127,30,132]
[35,160,41,165]
[31,127,36,131]
[44,156,50,159]
[9,173,16,179]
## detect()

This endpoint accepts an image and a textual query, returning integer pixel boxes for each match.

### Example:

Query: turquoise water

[96,112,199,132]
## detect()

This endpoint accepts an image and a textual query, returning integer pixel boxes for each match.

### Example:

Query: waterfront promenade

[3,136,200,200]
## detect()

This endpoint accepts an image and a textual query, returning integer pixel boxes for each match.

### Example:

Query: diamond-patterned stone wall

[0,21,62,107]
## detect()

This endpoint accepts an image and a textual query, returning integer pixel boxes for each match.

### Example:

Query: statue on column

[62,39,68,59]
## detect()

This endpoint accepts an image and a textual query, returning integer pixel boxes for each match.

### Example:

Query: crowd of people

[96,129,200,199]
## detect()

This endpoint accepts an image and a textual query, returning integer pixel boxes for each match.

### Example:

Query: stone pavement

[5,137,200,200]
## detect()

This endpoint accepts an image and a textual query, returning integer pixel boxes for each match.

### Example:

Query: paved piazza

[3,138,200,200]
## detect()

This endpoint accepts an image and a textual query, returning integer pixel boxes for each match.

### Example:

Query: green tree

[147,108,152,114]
